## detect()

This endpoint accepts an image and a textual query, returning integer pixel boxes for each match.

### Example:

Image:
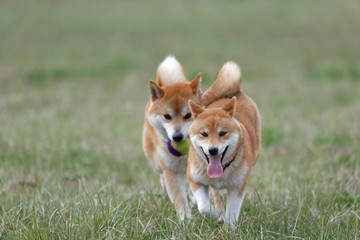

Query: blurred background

[0,0,359,238]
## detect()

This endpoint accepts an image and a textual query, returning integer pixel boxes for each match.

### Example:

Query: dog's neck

[222,124,244,171]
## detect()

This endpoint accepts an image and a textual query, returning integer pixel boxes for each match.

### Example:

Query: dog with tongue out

[186,61,261,228]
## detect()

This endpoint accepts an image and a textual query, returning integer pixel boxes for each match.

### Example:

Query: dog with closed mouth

[187,61,261,228]
[142,56,202,220]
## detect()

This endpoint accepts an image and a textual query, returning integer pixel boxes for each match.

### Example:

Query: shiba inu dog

[142,56,202,220]
[187,61,261,228]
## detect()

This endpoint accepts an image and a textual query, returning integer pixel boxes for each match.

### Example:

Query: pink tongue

[207,155,223,179]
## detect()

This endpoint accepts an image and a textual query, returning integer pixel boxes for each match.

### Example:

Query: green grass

[1,0,359,239]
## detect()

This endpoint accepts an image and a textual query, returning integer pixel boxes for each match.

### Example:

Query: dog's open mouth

[200,147,209,163]
[200,146,229,179]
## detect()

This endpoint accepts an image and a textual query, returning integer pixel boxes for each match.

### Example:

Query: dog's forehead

[153,93,191,116]
[160,83,196,115]
[165,105,188,116]
[168,98,190,115]
[193,111,232,131]
[163,82,193,97]
[207,117,230,130]
[201,110,230,123]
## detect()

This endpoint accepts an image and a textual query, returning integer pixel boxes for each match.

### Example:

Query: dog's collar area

[221,146,229,163]
[223,153,237,171]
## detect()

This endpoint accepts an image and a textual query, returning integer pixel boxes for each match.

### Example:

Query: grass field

[1,0,359,239]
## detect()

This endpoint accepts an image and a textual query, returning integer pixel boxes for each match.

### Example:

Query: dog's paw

[223,219,238,230]
[198,205,220,221]
[216,215,224,224]
[189,199,197,208]
[178,208,192,222]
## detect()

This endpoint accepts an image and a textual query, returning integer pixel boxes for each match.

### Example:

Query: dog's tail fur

[156,55,187,86]
[201,61,241,107]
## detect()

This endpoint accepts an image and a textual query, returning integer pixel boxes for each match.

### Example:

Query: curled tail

[156,55,187,86]
[201,61,241,107]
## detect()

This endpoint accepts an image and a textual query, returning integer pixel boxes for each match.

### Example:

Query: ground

[0,0,359,239]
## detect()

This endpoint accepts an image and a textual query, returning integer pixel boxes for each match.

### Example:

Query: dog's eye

[200,132,208,137]
[219,131,227,137]
[163,114,172,120]
[183,113,192,120]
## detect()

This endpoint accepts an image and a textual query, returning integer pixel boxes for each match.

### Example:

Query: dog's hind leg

[209,186,224,222]
[190,182,221,221]
[160,174,166,194]
[188,186,197,208]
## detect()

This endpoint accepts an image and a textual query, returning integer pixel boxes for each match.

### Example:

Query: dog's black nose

[209,147,219,156]
[172,131,183,142]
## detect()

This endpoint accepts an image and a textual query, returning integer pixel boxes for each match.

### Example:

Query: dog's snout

[208,147,219,156]
[172,131,184,142]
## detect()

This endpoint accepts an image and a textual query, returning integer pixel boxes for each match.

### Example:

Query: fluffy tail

[201,61,241,106]
[156,55,187,86]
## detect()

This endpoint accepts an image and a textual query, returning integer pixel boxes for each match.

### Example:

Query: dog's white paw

[216,215,224,224]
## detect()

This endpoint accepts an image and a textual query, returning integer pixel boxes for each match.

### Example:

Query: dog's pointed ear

[190,73,202,97]
[222,96,237,117]
[188,100,204,119]
[149,80,164,102]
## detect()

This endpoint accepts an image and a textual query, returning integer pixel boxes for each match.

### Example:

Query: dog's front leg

[224,188,244,228]
[162,169,191,221]
[190,182,221,221]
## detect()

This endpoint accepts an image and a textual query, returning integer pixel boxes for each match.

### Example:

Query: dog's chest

[190,163,249,190]
[157,147,188,173]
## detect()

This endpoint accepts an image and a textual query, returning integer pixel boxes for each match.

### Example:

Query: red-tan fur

[187,61,261,227]
[142,56,201,220]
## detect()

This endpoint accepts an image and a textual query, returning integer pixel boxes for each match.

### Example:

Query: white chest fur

[157,147,188,173]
